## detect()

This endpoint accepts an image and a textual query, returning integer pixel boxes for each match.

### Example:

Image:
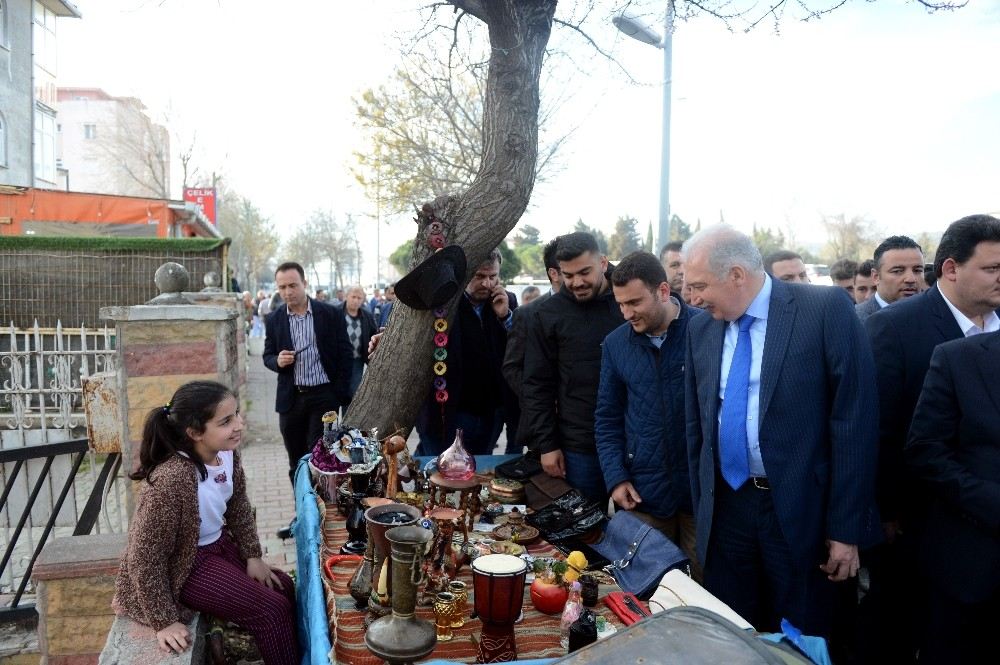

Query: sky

[56,0,1000,281]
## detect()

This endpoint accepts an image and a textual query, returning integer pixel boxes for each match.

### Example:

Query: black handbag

[590,509,689,600]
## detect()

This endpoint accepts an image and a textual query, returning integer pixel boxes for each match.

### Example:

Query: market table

[293,455,618,665]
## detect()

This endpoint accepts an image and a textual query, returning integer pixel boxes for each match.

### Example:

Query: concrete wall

[0,0,36,187]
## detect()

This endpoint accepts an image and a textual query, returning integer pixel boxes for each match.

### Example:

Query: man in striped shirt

[263,262,353,486]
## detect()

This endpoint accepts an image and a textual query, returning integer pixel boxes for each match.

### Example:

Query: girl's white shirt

[196,449,234,546]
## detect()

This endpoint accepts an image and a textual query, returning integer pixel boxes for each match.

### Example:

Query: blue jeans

[563,449,608,505]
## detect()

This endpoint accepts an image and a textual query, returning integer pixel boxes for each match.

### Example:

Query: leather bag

[591,509,689,599]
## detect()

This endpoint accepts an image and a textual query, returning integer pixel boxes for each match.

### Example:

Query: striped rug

[318,501,618,664]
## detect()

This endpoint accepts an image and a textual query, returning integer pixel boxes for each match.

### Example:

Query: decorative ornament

[433,318,448,332]
[433,347,448,361]
[434,332,449,347]
[433,362,448,376]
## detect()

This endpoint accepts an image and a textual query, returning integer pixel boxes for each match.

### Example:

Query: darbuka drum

[471,554,527,663]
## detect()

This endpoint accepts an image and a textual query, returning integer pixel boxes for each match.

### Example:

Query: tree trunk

[345,0,555,434]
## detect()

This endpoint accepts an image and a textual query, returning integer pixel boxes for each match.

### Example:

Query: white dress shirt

[939,288,1000,336]
[719,275,772,477]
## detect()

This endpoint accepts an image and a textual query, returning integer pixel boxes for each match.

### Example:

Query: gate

[0,321,124,619]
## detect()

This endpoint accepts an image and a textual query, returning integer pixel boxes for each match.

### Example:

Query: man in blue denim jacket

[594,251,702,575]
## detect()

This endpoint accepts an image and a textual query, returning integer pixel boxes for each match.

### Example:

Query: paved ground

[240,348,298,572]
[239,337,514,574]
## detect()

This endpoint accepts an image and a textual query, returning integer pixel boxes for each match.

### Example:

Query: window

[0,112,7,167]
[34,107,56,183]
[33,2,57,106]
[84,123,97,139]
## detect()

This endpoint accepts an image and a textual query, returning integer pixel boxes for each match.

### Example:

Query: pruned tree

[574,219,609,254]
[351,21,573,218]
[821,213,878,261]
[93,99,170,199]
[306,210,361,289]
[344,0,967,434]
[513,224,543,247]
[752,223,787,257]
[215,186,279,293]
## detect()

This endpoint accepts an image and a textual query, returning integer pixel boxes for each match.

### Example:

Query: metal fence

[0,237,229,328]
[0,322,126,617]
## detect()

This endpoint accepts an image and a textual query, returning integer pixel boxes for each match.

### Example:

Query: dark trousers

[855,535,922,664]
[704,479,835,637]
[416,408,502,457]
[180,533,299,665]
[917,585,998,664]
[278,384,339,484]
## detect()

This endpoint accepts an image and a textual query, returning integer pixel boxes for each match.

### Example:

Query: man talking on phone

[414,248,519,456]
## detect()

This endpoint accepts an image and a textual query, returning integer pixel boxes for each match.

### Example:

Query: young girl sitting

[113,380,299,664]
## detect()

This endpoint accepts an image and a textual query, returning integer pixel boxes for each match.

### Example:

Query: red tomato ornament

[530,578,569,615]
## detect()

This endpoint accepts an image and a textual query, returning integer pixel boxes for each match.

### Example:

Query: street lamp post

[613,6,674,250]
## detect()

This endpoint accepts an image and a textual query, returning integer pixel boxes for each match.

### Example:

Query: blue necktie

[720,314,754,490]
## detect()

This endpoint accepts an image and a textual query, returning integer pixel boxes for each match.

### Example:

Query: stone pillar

[99,304,239,514]
[32,534,127,665]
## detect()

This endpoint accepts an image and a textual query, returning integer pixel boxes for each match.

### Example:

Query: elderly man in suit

[906,331,1000,664]
[683,225,879,636]
[263,262,352,484]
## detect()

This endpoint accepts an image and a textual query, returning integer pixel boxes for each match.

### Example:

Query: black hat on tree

[394,246,467,310]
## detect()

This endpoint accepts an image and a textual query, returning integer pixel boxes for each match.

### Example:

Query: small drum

[471,554,527,663]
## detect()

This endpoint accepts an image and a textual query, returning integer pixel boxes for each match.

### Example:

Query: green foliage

[389,239,415,275]
[821,213,877,262]
[514,243,544,276]
[513,224,542,247]
[573,219,609,254]
[498,243,522,282]
[607,216,642,259]
[215,187,279,293]
[751,224,787,258]
[669,214,692,243]
[645,221,653,252]
[0,236,227,252]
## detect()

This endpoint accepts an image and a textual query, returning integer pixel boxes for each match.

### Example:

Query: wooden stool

[427,472,481,545]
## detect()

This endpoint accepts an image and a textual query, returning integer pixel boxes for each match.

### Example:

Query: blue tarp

[294,455,331,665]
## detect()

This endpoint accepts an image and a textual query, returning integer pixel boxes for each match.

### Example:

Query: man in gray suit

[684,225,879,636]
[856,236,925,321]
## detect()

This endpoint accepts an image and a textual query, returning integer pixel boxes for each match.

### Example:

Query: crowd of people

[113,213,998,664]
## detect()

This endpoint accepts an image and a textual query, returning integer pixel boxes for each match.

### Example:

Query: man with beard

[521,232,623,503]
[595,251,701,572]
[414,248,518,456]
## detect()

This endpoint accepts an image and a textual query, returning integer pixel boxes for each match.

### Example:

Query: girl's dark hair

[131,381,235,483]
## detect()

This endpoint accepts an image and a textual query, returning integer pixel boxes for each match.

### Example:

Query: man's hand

[246,557,283,590]
[611,481,642,510]
[819,540,860,582]
[156,622,190,654]
[490,285,510,320]
[541,450,565,478]
[368,331,384,357]
[276,349,296,368]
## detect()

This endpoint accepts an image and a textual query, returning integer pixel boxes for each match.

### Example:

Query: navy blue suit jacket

[864,286,1000,523]
[262,298,353,413]
[686,280,880,569]
[906,332,1000,603]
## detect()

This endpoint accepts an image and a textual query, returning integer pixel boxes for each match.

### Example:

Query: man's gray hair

[682,225,764,280]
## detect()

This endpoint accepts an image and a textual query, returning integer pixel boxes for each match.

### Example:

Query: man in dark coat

[595,251,702,573]
[415,248,518,456]
[685,225,878,636]
[906,331,1000,665]
[862,214,1000,662]
[521,232,624,504]
[338,285,378,401]
[502,237,562,454]
[263,262,352,483]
